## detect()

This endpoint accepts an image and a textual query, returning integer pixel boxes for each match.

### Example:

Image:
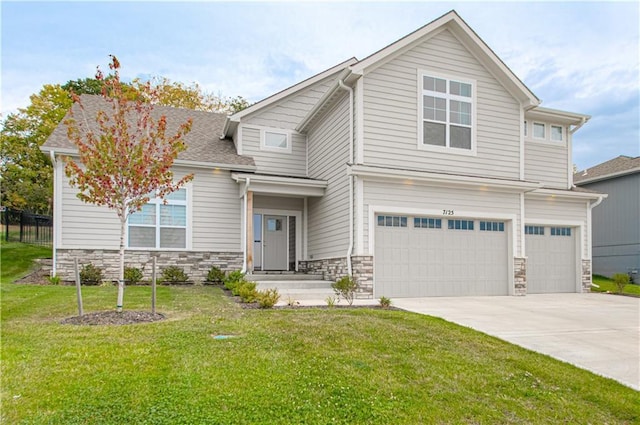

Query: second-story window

[420,73,475,151]
[261,129,291,153]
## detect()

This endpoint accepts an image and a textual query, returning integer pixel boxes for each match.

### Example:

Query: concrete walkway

[393,293,639,390]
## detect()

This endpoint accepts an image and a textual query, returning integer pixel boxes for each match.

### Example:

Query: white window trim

[260,128,292,153]
[527,121,567,146]
[532,122,546,140]
[416,69,477,156]
[126,184,192,251]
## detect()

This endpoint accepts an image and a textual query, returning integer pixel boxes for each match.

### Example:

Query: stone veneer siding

[55,249,243,282]
[298,256,374,298]
[581,259,592,292]
[514,257,527,296]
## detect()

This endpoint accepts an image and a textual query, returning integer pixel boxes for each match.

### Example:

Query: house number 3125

[442,209,454,215]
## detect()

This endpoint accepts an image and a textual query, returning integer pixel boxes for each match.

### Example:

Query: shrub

[124,267,143,285]
[160,266,189,284]
[79,263,104,285]
[325,296,337,308]
[612,273,630,294]
[257,288,280,308]
[332,275,357,306]
[206,266,226,284]
[379,296,392,309]
[47,275,60,285]
[238,281,258,303]
[224,270,245,292]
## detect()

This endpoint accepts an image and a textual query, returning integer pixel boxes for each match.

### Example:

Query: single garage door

[375,215,509,297]
[525,226,577,293]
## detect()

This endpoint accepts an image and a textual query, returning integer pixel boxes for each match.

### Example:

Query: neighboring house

[574,156,640,280]
[42,10,605,298]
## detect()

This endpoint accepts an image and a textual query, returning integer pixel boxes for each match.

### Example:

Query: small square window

[551,126,563,141]
[533,123,545,139]
[263,131,289,150]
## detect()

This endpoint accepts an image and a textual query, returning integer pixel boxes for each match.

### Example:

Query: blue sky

[2,1,638,170]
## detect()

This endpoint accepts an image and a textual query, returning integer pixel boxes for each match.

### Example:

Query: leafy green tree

[0,84,72,213]
[64,56,194,312]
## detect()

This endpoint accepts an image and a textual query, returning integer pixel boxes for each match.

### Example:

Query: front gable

[360,26,523,180]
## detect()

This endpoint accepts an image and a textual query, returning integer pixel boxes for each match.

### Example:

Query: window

[414,217,442,229]
[533,123,545,139]
[551,227,571,237]
[551,125,563,141]
[525,226,545,235]
[261,129,290,152]
[377,215,408,227]
[128,188,187,249]
[480,221,505,232]
[448,219,474,230]
[421,73,474,151]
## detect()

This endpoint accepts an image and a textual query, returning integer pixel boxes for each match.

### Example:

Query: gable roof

[574,155,640,185]
[223,57,358,137]
[42,95,255,170]
[351,10,539,108]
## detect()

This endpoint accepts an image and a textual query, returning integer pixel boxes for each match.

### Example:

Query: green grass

[1,244,638,424]
[0,240,52,284]
[592,274,640,296]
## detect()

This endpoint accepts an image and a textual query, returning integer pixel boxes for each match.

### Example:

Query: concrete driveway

[393,293,639,390]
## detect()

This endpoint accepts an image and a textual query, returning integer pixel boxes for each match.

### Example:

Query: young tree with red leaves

[64,55,193,312]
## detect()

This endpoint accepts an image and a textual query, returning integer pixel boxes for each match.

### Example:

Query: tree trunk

[116,217,126,312]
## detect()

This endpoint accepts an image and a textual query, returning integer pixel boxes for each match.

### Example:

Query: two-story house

[42,10,604,297]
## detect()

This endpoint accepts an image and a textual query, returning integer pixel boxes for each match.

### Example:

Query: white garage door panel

[375,217,509,298]
[526,228,576,293]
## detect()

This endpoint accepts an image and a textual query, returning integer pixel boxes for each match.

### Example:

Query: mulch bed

[61,311,166,326]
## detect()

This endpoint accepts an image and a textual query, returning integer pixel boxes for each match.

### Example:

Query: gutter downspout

[49,150,57,277]
[587,194,606,288]
[338,79,354,276]
[241,177,250,273]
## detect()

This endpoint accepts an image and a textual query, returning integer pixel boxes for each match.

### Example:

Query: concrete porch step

[248,273,325,282]
[255,280,331,290]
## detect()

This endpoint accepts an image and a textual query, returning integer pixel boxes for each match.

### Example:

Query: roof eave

[574,167,640,185]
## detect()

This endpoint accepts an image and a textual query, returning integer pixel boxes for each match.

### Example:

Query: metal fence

[1,208,53,245]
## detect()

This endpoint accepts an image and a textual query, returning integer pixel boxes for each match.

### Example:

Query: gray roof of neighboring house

[42,94,255,168]
[574,155,640,185]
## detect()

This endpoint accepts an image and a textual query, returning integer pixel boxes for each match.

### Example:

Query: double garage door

[375,215,509,297]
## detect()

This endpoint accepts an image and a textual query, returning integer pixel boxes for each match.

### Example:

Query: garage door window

[414,217,442,229]
[377,215,408,227]
[551,227,571,236]
[525,226,545,235]
[448,219,474,230]
[479,221,504,232]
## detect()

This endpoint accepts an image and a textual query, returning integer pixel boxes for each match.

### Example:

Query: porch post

[246,190,254,273]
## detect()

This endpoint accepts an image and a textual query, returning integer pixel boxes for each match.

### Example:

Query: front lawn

[592,274,640,296]
[1,246,638,423]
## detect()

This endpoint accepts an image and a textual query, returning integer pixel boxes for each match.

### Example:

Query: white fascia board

[173,160,256,172]
[231,173,327,197]
[526,188,607,200]
[526,107,591,125]
[349,164,542,192]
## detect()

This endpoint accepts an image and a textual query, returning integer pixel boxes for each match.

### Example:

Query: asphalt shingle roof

[42,94,255,168]
[574,155,640,184]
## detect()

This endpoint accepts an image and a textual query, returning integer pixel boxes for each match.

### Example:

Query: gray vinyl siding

[190,169,241,252]
[59,166,241,252]
[580,174,640,276]
[254,195,303,211]
[362,29,521,179]
[524,196,589,256]
[524,140,569,188]
[243,76,336,129]
[363,180,522,255]
[240,126,307,177]
[306,94,350,259]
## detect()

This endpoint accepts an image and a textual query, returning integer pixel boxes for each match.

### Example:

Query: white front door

[263,215,288,270]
